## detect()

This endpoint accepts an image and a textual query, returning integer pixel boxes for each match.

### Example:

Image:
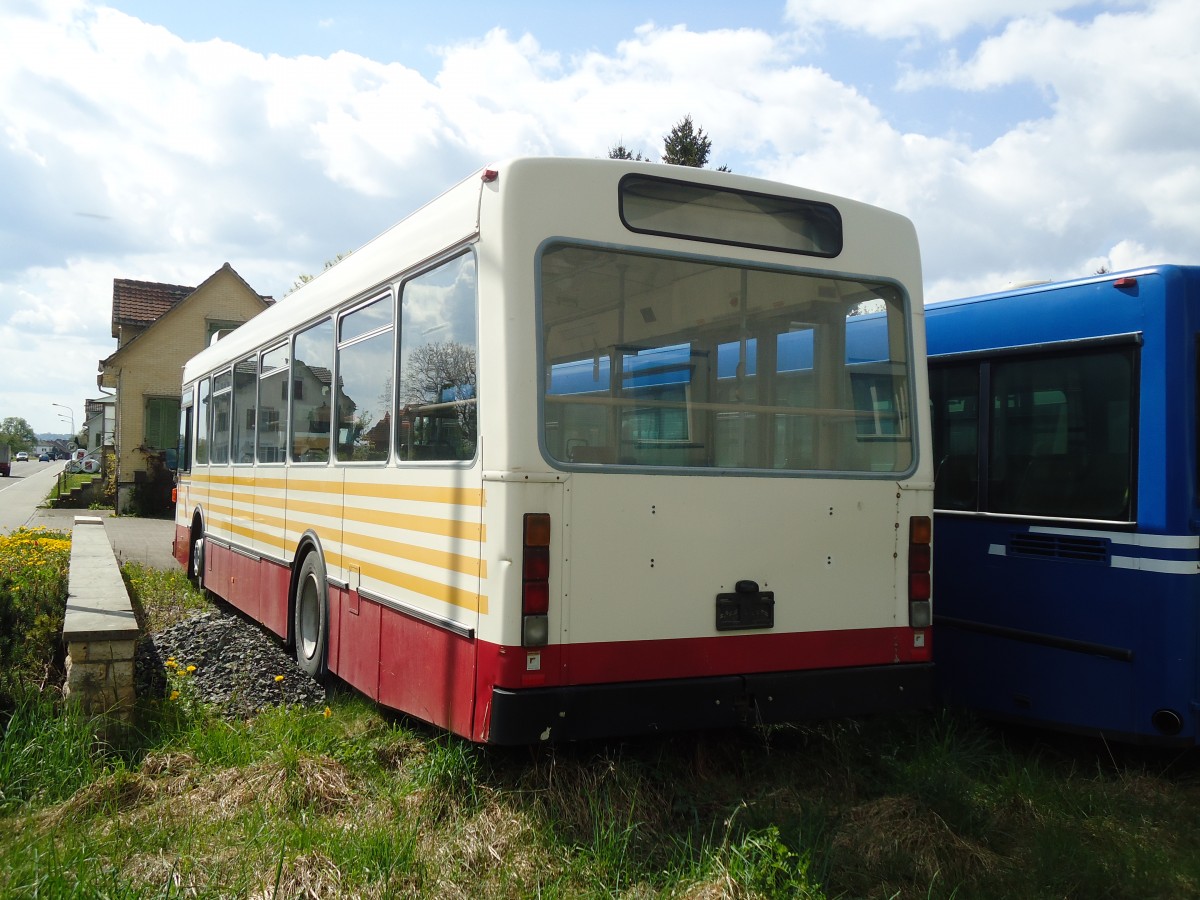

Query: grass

[2,563,1199,897]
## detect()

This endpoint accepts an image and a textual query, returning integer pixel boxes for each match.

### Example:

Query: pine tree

[661,115,711,167]
[608,143,647,161]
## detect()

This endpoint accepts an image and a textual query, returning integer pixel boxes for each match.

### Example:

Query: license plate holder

[715,589,775,631]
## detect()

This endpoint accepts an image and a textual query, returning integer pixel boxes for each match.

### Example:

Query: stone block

[110,660,134,685]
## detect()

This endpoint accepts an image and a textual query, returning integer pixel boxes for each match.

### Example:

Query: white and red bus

[173,156,933,743]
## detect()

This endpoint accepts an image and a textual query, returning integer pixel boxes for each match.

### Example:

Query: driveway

[25,507,180,570]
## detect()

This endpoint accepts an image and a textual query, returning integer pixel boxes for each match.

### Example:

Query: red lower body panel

[193,538,931,743]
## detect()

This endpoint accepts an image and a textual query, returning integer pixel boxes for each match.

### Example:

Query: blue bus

[926,265,1200,745]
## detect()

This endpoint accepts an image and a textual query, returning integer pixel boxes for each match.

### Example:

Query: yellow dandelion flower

[275,674,285,682]
[170,690,180,701]
[186,665,197,673]
[166,658,177,668]
[323,707,332,718]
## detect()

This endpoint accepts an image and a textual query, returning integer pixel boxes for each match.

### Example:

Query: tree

[662,115,712,168]
[608,143,647,161]
[0,417,37,451]
[401,341,478,452]
[287,252,353,296]
[608,116,729,169]
[402,342,476,407]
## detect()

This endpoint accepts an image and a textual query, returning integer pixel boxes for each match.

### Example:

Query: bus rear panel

[927,265,1200,745]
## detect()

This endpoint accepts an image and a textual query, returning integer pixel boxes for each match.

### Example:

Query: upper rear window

[619,175,843,257]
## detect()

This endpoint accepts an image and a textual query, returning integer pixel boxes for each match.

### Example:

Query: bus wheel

[294,552,328,679]
[191,536,205,591]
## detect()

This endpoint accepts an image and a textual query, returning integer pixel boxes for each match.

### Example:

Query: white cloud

[784,0,1110,41]
[0,0,1197,430]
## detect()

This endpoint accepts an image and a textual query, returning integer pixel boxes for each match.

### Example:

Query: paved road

[0,460,179,570]
[0,458,63,532]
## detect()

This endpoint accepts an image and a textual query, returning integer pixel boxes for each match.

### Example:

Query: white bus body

[173,157,933,743]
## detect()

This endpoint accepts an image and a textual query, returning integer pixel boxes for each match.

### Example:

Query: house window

[206,319,245,346]
[145,397,181,454]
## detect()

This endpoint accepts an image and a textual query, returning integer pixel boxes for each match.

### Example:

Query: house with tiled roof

[98,263,272,513]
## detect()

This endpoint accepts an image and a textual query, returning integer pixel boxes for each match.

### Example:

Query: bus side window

[336,294,393,463]
[210,370,232,465]
[397,254,478,463]
[257,344,288,463]
[290,319,334,463]
[930,363,979,511]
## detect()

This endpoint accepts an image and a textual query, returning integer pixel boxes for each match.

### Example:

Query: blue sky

[1,0,1197,434]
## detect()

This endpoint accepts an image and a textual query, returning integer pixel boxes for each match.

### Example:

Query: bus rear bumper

[486,662,934,744]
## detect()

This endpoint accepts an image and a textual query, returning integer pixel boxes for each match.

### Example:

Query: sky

[1,0,1198,436]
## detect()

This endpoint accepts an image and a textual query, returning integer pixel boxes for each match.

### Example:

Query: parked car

[15,451,28,462]
[39,453,49,462]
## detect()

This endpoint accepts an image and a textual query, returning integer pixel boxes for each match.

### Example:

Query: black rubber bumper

[486,662,934,744]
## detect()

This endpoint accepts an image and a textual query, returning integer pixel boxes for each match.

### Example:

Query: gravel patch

[135,606,327,717]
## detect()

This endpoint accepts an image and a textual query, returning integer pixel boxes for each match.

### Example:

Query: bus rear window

[619,175,842,257]
[540,244,913,474]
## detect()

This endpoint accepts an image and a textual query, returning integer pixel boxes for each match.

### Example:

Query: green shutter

[145,398,181,451]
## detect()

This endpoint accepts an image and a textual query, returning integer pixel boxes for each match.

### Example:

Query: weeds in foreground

[3,549,1199,897]
[121,562,209,633]
[3,691,1199,898]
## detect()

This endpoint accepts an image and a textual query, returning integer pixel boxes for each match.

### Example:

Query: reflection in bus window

[231,356,257,465]
[210,370,232,465]
[541,245,913,473]
[337,295,393,462]
[290,319,334,463]
[397,254,478,462]
[195,377,210,465]
[256,344,288,463]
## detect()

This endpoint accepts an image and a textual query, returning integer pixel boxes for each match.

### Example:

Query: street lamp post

[52,403,75,447]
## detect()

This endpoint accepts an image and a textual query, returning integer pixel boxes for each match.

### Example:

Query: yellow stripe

[189,470,483,507]
[341,528,487,578]
[204,500,485,576]
[204,494,483,542]
[326,550,487,614]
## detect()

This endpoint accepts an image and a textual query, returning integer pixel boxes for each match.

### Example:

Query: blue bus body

[926,265,1200,744]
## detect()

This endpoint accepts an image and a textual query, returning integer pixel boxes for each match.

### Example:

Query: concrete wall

[62,517,139,720]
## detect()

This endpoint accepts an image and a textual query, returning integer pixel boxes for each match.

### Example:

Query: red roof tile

[112,278,195,335]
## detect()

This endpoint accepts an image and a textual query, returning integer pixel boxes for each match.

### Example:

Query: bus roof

[183,155,922,385]
[927,263,1199,311]
[925,263,1200,357]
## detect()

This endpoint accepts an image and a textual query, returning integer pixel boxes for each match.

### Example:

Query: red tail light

[908,516,932,627]
[522,513,551,646]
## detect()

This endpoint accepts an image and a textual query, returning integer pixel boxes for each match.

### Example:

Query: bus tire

[294,552,328,679]
[191,535,205,591]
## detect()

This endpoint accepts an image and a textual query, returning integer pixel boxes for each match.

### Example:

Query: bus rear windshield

[540,244,913,474]
[619,175,842,257]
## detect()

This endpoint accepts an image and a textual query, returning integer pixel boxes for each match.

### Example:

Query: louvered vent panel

[1008,533,1109,563]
